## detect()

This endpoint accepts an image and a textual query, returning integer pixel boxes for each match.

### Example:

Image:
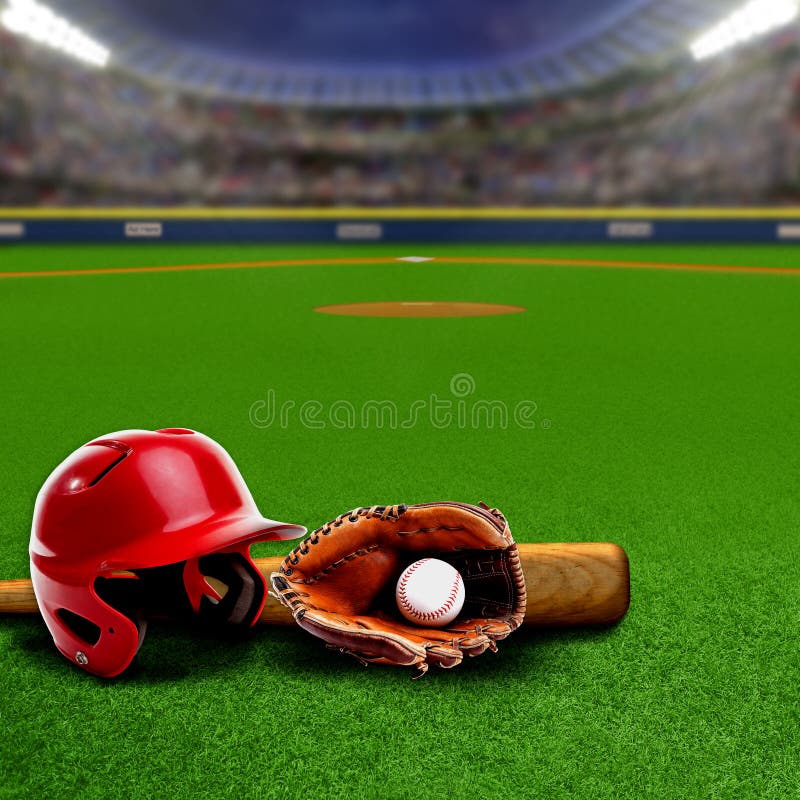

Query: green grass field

[1,243,799,799]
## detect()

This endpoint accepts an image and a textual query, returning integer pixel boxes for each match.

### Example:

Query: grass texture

[0,243,798,799]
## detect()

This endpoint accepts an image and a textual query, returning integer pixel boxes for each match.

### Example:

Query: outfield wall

[2,209,800,243]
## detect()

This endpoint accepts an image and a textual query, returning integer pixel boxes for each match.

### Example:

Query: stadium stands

[1,27,799,206]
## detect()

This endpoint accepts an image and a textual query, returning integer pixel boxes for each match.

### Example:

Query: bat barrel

[516,542,630,626]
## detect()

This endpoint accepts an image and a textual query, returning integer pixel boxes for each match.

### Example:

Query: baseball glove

[270,502,526,677]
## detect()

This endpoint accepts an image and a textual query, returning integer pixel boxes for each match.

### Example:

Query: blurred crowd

[2,28,800,206]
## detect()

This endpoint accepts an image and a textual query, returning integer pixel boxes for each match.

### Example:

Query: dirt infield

[313,301,527,317]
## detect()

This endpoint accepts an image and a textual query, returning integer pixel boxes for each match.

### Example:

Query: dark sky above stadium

[47,0,738,105]
[103,0,647,67]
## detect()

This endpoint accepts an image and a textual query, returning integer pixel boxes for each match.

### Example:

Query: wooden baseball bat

[0,542,629,626]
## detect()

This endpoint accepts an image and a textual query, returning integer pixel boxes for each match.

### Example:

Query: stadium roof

[50,0,742,107]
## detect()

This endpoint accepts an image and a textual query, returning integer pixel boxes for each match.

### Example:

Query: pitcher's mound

[314,301,526,318]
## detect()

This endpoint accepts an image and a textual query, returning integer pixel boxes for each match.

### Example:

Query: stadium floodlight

[0,0,109,67]
[690,0,799,60]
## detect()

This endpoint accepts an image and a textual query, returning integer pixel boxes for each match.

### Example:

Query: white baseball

[396,558,465,627]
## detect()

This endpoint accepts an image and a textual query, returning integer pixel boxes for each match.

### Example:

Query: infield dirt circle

[314,301,527,317]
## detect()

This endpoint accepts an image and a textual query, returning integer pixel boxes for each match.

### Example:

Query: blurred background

[1,0,800,208]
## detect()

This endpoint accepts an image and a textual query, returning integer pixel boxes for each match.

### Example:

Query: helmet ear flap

[55,606,147,659]
[55,608,102,646]
[31,567,143,678]
[93,575,148,654]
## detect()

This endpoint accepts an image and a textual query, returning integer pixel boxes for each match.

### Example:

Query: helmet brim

[100,512,306,573]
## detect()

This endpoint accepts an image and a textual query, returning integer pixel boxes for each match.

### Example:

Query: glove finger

[422,642,463,670]
[451,616,516,640]
[364,611,493,656]
[454,635,493,657]
[361,626,464,670]
[346,613,481,668]
[299,608,428,667]
[481,621,516,640]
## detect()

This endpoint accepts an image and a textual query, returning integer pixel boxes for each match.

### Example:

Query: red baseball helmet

[30,428,306,677]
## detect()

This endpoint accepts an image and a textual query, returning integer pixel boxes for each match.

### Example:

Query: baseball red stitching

[398,560,462,622]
